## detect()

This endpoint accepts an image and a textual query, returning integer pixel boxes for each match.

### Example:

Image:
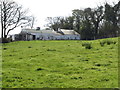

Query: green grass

[2,37,118,88]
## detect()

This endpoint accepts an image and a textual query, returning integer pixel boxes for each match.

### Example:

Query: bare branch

[0,0,34,38]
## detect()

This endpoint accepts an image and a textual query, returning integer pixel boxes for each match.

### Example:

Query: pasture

[2,37,118,88]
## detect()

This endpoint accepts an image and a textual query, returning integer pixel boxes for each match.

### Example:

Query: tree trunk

[1,21,4,38]
[0,5,3,38]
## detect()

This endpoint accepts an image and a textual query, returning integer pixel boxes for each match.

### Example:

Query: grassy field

[2,37,118,88]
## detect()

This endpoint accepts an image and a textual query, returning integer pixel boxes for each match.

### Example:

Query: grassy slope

[2,37,118,88]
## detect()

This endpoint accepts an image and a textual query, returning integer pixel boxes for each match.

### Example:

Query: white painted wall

[17,30,80,40]
[28,33,80,40]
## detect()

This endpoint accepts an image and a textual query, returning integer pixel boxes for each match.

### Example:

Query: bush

[82,43,92,49]
[0,38,12,43]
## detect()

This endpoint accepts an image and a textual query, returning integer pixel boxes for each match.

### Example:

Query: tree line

[46,1,120,40]
[0,0,119,40]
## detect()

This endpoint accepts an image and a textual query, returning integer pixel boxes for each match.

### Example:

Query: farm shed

[10,28,80,41]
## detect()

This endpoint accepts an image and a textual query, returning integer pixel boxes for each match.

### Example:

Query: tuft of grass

[28,46,32,48]
[100,40,117,46]
[3,48,7,50]
[36,68,44,71]
[82,42,92,49]
[47,49,56,51]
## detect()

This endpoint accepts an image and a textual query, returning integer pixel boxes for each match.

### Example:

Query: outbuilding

[10,28,80,41]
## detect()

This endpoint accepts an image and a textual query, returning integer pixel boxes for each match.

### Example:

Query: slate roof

[60,29,79,35]
[21,28,80,35]
[21,29,61,35]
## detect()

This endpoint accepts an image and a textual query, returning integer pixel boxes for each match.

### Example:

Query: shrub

[82,43,92,49]
[0,38,12,43]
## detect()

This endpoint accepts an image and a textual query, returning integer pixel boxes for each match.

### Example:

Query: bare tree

[28,16,36,29]
[46,17,63,31]
[0,0,33,38]
[22,16,36,29]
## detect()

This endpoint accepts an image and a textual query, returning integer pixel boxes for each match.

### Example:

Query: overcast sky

[0,0,119,35]
[15,0,118,28]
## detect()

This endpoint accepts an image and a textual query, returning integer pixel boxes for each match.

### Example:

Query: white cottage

[12,28,80,41]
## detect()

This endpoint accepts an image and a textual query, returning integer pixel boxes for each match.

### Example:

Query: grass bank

[2,37,118,88]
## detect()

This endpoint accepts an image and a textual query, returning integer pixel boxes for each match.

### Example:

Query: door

[33,35,36,40]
